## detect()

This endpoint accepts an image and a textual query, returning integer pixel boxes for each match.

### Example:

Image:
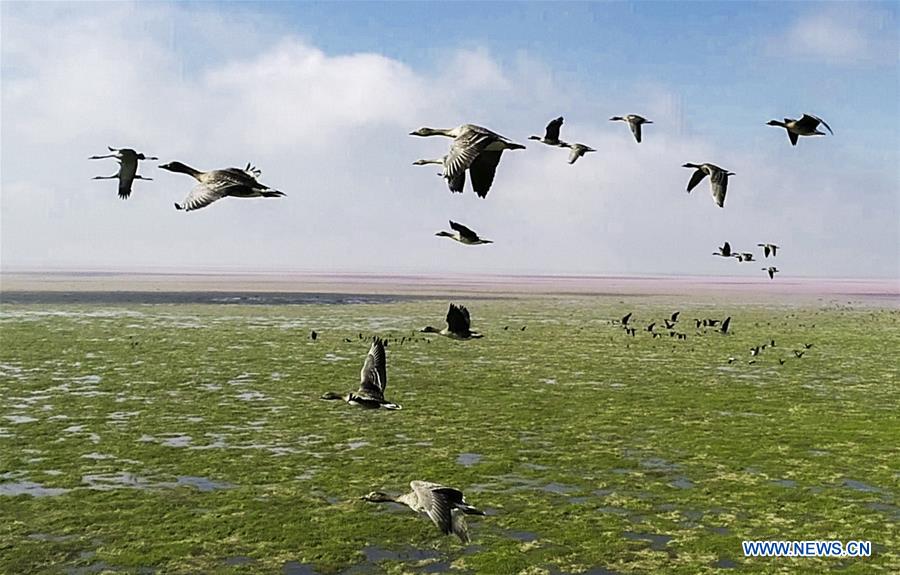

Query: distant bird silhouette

[560,142,596,164]
[803,343,814,349]
[621,312,633,326]
[646,322,656,333]
[89,147,157,199]
[758,243,779,258]
[361,481,485,543]
[670,311,680,323]
[160,161,285,211]
[713,242,733,257]
[320,338,401,409]
[683,162,734,208]
[410,124,525,198]
[767,114,833,146]
[793,350,805,358]
[719,316,731,334]
[750,346,760,357]
[310,330,318,341]
[421,304,482,339]
[609,114,652,143]
[436,221,493,245]
[763,266,779,279]
[734,252,755,262]
[528,117,565,146]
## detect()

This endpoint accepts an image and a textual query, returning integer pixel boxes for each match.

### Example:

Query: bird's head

[766,120,783,127]
[435,231,453,238]
[158,161,190,173]
[682,163,698,169]
[360,491,392,503]
[409,127,438,137]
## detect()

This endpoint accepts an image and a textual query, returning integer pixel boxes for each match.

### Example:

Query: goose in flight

[683,163,734,208]
[609,115,652,143]
[560,142,596,164]
[89,147,157,199]
[713,242,733,257]
[763,266,779,279]
[767,114,833,146]
[412,156,467,193]
[734,252,755,262]
[719,316,731,334]
[420,303,482,339]
[320,338,401,409]
[159,161,285,211]
[757,243,779,258]
[409,124,525,198]
[436,221,493,245]
[528,117,565,146]
[361,481,485,543]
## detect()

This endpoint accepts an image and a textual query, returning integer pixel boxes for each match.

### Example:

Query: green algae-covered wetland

[1,295,898,574]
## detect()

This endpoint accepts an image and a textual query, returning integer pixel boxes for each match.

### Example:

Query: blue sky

[1,1,897,278]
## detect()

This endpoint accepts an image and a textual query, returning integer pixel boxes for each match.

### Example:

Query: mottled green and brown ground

[1,296,898,574]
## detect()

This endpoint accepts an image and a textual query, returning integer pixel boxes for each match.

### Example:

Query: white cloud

[1,2,897,279]
[775,4,897,64]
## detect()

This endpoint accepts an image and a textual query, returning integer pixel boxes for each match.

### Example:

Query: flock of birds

[90,111,831,261]
[86,111,833,544]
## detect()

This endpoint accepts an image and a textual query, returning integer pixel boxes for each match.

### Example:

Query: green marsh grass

[0,298,898,574]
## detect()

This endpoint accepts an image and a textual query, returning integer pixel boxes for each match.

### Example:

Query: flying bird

[421,303,483,339]
[763,266,779,279]
[528,116,565,146]
[89,147,157,199]
[621,312,633,326]
[320,338,401,409]
[713,242,733,257]
[560,142,596,164]
[435,221,493,245]
[409,124,525,198]
[609,115,652,143]
[412,156,467,193]
[361,481,485,543]
[683,163,734,208]
[734,252,755,262]
[159,161,285,211]
[766,114,833,146]
[758,243,779,258]
[719,316,731,335]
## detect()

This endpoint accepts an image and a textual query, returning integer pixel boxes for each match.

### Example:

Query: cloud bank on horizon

[1,1,897,278]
